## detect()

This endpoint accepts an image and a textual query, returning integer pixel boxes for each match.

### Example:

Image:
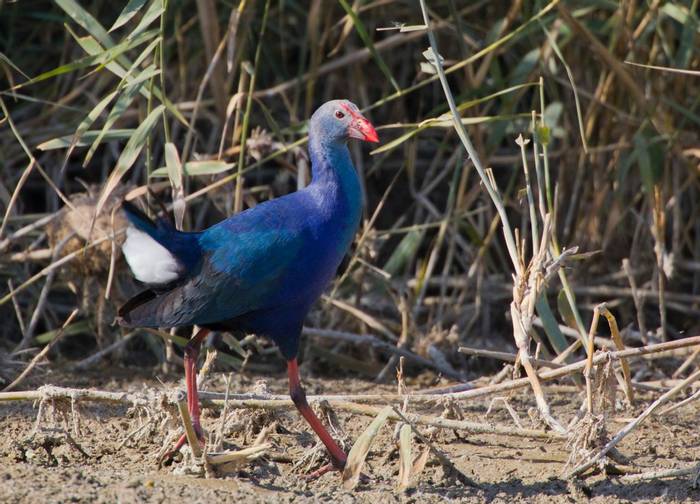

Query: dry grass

[1,0,700,497]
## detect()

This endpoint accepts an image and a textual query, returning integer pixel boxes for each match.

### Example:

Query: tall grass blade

[55,0,114,48]
[539,20,588,153]
[127,0,165,40]
[95,104,165,217]
[342,405,392,489]
[12,29,158,91]
[37,129,136,151]
[150,160,235,177]
[84,64,160,166]
[110,0,149,32]
[165,142,185,229]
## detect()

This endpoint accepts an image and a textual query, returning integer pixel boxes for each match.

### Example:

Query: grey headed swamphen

[117,100,378,474]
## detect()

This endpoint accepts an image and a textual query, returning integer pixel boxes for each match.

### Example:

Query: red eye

[335,110,345,119]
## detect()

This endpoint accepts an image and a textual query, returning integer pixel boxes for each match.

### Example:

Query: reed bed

[1,0,700,498]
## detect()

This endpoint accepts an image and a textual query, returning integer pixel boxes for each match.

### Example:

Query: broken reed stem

[584,307,600,414]
[509,216,566,433]
[672,347,700,379]
[567,367,700,478]
[657,386,700,416]
[392,407,477,488]
[621,464,700,483]
[176,390,202,458]
[206,443,270,466]
[598,304,634,404]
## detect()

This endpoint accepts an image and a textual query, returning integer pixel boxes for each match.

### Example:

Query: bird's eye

[335,110,345,119]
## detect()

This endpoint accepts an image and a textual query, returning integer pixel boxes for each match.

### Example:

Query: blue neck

[307,132,363,231]
[308,134,347,181]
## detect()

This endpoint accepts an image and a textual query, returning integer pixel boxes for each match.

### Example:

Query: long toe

[301,463,337,481]
[158,432,188,467]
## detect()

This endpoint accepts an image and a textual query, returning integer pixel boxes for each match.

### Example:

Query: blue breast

[191,136,363,356]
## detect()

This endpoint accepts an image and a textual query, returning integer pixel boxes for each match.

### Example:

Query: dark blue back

[122,134,363,358]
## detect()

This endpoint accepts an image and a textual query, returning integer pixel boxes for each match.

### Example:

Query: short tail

[122,201,172,240]
[121,201,184,286]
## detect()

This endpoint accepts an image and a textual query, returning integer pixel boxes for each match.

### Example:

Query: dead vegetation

[1,0,700,501]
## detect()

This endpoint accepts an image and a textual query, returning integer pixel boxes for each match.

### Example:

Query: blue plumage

[118,100,378,471]
[119,99,371,358]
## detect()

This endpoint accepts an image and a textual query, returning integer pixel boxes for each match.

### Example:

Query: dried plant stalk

[342,405,392,489]
[176,391,203,458]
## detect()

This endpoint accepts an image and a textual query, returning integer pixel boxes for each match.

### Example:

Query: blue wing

[119,194,310,328]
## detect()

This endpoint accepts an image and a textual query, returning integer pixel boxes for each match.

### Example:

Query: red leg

[185,329,209,439]
[288,358,347,472]
[184,328,210,439]
[161,328,209,464]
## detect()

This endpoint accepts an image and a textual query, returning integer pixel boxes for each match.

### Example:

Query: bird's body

[120,119,363,358]
[118,100,378,472]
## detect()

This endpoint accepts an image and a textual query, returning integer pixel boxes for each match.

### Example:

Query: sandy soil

[2,366,700,503]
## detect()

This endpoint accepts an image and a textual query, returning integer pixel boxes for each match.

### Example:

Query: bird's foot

[301,463,337,481]
[300,454,351,481]
[158,422,206,467]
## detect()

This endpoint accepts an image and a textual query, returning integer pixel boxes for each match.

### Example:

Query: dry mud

[2,367,699,503]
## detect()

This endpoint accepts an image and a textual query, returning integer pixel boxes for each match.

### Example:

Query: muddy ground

[2,365,700,503]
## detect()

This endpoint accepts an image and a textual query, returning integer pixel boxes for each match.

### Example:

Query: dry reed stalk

[657,387,700,416]
[205,443,270,466]
[672,347,700,379]
[0,160,36,241]
[567,367,700,478]
[180,11,235,165]
[72,332,137,371]
[16,232,75,351]
[303,327,462,380]
[419,0,569,434]
[447,336,700,401]
[175,390,203,458]
[0,385,560,440]
[0,213,59,253]
[194,0,227,119]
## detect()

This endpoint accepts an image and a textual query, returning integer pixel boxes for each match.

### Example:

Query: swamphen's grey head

[309,99,379,145]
